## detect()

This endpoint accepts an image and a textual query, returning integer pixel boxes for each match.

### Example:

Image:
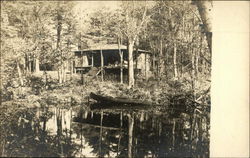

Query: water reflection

[2,106,209,157]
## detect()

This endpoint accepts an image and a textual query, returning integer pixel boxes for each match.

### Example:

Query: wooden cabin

[73,44,152,81]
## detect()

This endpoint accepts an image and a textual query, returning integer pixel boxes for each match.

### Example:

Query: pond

[1,105,209,157]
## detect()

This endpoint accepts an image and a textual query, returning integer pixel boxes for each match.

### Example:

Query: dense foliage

[1,1,211,157]
[1,1,210,97]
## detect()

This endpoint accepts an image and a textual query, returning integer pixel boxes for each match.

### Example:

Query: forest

[0,1,212,157]
[1,0,211,103]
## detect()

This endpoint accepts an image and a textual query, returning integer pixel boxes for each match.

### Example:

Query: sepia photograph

[0,0,213,157]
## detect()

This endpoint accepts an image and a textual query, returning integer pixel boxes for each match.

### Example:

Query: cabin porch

[72,44,152,82]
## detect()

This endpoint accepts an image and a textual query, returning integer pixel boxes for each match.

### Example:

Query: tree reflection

[1,106,209,157]
[2,107,81,157]
[127,113,134,158]
[74,110,208,158]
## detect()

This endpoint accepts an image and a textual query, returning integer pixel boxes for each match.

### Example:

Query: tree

[87,8,115,81]
[87,8,125,83]
[49,1,77,83]
[0,1,32,87]
[86,2,152,86]
[121,1,150,87]
[136,0,211,99]
[193,0,212,53]
[26,2,54,73]
[146,1,185,80]
[107,10,125,84]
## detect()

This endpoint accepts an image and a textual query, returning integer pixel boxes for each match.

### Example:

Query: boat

[89,92,154,107]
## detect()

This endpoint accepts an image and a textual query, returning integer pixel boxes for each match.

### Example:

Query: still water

[1,106,209,157]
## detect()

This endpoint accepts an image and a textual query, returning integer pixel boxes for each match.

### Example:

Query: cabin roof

[74,44,150,54]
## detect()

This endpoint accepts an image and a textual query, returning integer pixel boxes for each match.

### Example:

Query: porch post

[73,59,76,74]
[91,52,94,67]
[81,51,84,67]
[71,59,74,74]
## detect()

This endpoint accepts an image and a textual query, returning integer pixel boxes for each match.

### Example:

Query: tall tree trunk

[135,47,138,80]
[173,42,178,80]
[191,47,196,99]
[70,60,73,80]
[25,54,28,73]
[58,50,64,84]
[58,67,62,84]
[199,33,204,74]
[120,52,123,84]
[62,62,66,83]
[100,49,104,82]
[65,62,67,82]
[56,3,62,84]
[195,49,200,77]
[32,54,36,72]
[35,57,40,73]
[118,37,124,84]
[153,50,156,77]
[180,50,183,77]
[159,38,164,76]
[165,48,168,78]
[128,40,135,87]
[17,60,24,86]
[145,53,148,80]
[181,15,185,78]
[194,0,212,53]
